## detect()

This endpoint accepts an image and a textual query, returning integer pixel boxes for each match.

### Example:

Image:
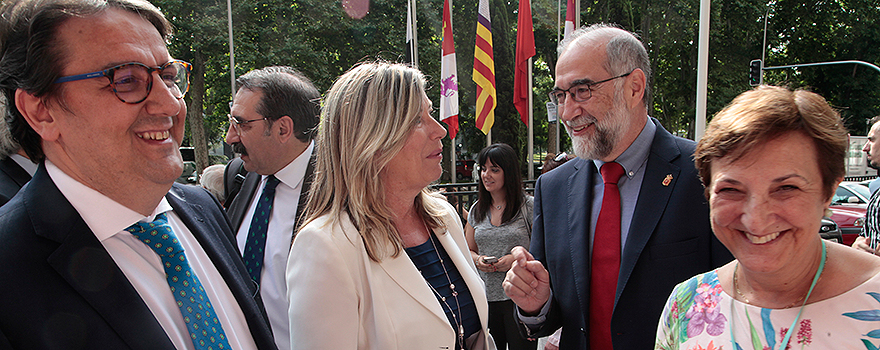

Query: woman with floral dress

[655,86,880,350]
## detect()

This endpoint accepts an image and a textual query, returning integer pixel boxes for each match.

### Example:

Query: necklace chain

[729,240,827,350]
[732,252,826,309]
[423,222,465,349]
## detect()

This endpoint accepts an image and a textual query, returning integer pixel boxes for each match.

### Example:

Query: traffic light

[749,59,763,86]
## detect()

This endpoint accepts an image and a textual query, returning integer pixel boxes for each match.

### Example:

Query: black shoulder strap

[223,157,247,209]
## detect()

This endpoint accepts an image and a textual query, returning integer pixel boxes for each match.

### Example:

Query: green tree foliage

[153,0,880,180]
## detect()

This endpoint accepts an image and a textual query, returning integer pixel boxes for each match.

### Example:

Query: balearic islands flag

[440,0,459,139]
[472,0,495,135]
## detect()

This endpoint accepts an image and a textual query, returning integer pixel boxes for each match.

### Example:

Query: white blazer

[286,197,495,350]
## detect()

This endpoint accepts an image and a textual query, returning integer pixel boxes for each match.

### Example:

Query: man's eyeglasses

[228,115,269,132]
[548,69,635,105]
[53,60,192,104]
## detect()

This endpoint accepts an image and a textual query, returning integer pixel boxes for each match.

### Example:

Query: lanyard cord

[729,240,827,350]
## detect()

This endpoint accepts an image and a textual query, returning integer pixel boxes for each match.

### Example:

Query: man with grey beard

[502,23,732,350]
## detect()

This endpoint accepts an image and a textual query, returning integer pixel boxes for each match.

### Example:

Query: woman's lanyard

[729,240,827,350]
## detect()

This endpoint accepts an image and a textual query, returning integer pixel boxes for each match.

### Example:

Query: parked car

[829,181,869,245]
[820,217,843,243]
[456,159,475,181]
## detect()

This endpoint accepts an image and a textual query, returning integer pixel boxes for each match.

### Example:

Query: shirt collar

[10,153,37,176]
[271,140,314,189]
[46,160,173,241]
[593,117,655,178]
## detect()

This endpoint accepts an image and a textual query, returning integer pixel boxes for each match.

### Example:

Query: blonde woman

[286,62,495,350]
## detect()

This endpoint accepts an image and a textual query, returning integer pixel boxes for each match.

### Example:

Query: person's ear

[276,115,294,143]
[626,68,647,109]
[15,89,60,141]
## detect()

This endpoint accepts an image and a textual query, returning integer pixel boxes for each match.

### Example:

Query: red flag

[564,0,575,38]
[514,0,535,125]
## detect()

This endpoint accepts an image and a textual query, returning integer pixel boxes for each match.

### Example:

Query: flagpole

[412,0,418,67]
[451,135,457,183]
[448,0,453,184]
[527,57,534,180]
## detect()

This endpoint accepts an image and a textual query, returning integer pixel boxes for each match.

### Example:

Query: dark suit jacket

[0,157,31,207]
[0,165,277,350]
[527,118,733,349]
[227,152,315,243]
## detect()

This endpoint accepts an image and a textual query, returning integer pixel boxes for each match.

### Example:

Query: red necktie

[590,162,624,349]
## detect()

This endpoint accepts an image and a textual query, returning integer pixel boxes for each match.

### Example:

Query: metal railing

[431,180,536,224]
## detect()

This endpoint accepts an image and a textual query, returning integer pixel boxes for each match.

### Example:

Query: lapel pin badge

[662,174,673,186]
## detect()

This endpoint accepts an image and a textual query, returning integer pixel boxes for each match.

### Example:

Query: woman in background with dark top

[465,143,536,350]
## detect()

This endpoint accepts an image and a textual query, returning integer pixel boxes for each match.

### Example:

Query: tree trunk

[187,51,210,177]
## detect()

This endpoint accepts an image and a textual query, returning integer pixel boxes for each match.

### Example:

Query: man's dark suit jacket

[226,153,315,242]
[0,156,31,206]
[527,118,733,349]
[0,165,278,350]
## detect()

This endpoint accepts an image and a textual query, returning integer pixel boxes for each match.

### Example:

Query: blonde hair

[303,61,447,261]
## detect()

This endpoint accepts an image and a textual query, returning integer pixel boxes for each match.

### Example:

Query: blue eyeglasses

[53,60,192,104]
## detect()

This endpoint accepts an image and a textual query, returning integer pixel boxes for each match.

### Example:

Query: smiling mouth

[137,130,170,141]
[569,121,595,133]
[745,231,781,244]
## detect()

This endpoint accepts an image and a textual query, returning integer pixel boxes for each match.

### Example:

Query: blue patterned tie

[243,175,280,282]
[126,212,231,350]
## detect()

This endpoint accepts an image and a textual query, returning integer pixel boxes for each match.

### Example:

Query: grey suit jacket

[0,164,277,350]
[526,118,733,349]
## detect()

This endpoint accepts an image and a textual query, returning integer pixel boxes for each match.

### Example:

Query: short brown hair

[695,85,847,199]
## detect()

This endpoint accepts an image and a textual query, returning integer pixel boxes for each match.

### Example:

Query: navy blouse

[405,233,481,350]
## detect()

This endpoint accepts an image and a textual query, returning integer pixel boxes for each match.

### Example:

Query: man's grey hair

[558,23,652,106]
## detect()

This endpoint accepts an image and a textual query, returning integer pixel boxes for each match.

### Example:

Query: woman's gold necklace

[732,255,825,309]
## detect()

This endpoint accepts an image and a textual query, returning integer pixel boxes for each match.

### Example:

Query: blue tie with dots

[126,212,231,350]
[243,175,280,282]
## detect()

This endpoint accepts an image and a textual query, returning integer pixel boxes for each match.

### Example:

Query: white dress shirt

[236,141,313,350]
[46,161,257,350]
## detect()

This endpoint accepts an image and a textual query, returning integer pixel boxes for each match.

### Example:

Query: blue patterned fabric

[243,175,280,282]
[126,212,231,350]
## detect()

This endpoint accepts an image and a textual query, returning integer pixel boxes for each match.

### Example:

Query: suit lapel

[377,241,449,324]
[30,167,174,350]
[617,120,681,301]
[565,158,596,326]
[166,185,275,349]
[167,184,260,305]
[291,152,316,244]
[227,172,261,232]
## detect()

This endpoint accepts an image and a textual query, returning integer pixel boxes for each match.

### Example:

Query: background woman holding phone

[465,143,536,350]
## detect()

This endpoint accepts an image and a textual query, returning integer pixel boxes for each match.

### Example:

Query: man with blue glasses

[0,1,276,349]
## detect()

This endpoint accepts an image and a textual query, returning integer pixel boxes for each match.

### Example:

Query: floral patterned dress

[655,270,880,350]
